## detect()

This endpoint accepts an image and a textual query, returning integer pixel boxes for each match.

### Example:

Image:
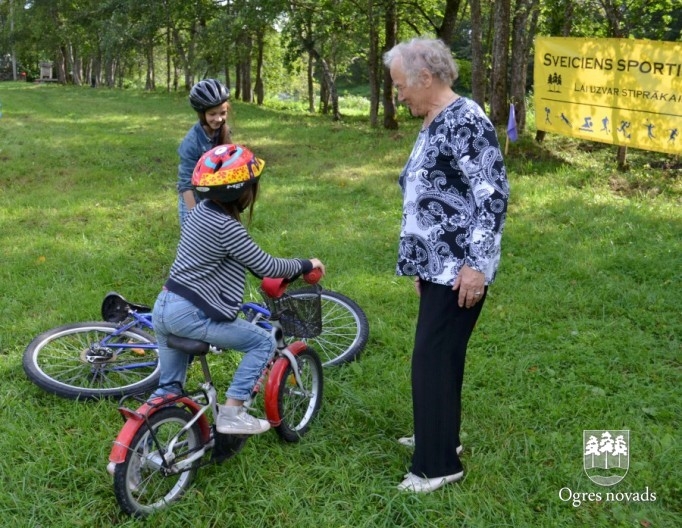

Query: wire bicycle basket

[261,282,322,338]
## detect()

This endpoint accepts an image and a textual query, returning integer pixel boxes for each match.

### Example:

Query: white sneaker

[216,405,271,435]
[397,471,464,493]
[398,435,463,455]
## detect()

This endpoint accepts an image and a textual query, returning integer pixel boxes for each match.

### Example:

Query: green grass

[0,82,680,527]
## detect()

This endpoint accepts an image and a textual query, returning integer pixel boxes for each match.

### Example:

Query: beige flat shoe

[397,471,464,493]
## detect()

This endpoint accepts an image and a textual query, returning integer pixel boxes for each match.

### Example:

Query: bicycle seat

[101,292,153,323]
[167,334,210,356]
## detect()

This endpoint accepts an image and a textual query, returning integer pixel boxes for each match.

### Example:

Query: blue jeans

[152,289,276,401]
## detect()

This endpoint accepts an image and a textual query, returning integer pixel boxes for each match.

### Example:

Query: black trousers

[410,280,486,478]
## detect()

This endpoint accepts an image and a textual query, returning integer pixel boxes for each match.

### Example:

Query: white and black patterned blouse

[397,97,510,286]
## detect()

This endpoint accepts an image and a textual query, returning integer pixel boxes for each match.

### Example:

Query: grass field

[0,82,680,527]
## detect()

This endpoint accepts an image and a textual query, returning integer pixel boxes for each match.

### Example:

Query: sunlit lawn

[0,82,679,527]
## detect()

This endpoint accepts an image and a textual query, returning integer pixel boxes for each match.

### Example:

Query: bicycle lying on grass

[107,274,325,516]
[22,278,368,400]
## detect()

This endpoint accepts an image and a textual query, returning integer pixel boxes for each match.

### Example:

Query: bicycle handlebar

[260,269,322,299]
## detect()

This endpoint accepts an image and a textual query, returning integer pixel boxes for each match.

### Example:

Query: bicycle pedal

[211,433,248,463]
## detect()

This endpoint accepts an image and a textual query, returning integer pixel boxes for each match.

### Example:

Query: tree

[510,0,540,132]
[283,0,363,120]
[2,0,677,135]
[367,0,381,126]
[469,0,485,107]
[381,0,398,129]
[489,0,511,125]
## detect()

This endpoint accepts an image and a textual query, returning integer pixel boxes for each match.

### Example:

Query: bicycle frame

[93,311,158,371]
[108,304,311,467]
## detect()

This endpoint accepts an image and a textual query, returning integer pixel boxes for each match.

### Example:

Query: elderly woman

[384,37,510,493]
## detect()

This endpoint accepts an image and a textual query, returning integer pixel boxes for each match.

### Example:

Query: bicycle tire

[113,406,202,517]
[273,346,323,442]
[23,322,160,400]
[288,290,369,367]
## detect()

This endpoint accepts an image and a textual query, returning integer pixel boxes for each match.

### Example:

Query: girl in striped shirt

[152,144,325,435]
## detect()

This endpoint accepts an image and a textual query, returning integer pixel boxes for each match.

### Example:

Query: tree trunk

[382,0,398,130]
[617,146,628,170]
[72,51,82,86]
[307,52,315,113]
[368,0,380,127]
[145,41,155,91]
[57,46,68,83]
[510,0,539,132]
[224,50,231,92]
[240,33,253,103]
[470,0,485,108]
[104,54,115,87]
[92,50,102,87]
[166,27,171,92]
[308,48,340,120]
[437,0,461,45]
[490,0,511,125]
[254,31,265,105]
[601,0,627,37]
[320,77,329,114]
[235,63,241,100]
[172,28,191,89]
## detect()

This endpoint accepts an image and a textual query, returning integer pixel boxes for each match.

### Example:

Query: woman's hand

[452,265,485,308]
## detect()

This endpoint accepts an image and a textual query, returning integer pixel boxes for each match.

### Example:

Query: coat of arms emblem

[583,430,629,486]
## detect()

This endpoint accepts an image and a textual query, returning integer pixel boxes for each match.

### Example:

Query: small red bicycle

[107,273,324,517]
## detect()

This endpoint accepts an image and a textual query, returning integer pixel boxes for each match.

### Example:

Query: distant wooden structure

[38,61,56,82]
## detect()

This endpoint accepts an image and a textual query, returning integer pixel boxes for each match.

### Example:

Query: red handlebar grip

[303,268,322,285]
[261,277,287,298]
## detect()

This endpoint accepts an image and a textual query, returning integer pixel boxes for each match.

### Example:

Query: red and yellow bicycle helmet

[192,144,265,202]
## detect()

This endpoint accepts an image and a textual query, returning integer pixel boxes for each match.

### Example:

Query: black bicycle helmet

[189,79,230,112]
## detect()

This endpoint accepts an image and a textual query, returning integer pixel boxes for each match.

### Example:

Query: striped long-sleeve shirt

[165,200,312,321]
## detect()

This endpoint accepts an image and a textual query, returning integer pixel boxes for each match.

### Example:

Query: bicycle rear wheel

[23,322,159,399]
[288,290,369,367]
[273,346,323,442]
[113,406,202,517]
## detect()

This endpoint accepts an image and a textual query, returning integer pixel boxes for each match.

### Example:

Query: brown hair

[215,181,259,225]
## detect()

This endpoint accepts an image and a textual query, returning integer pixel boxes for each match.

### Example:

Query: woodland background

[0,0,680,135]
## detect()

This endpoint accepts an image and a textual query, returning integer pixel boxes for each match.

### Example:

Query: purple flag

[507,103,518,142]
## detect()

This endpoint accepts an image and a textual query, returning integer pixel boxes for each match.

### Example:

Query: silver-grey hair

[383,37,459,87]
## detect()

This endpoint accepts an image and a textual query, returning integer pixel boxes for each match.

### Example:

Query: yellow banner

[534,37,682,155]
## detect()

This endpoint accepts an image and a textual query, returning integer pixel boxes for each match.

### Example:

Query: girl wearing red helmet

[176,79,233,226]
[152,144,325,435]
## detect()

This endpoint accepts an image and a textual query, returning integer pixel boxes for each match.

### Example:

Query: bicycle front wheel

[289,290,369,367]
[273,346,323,442]
[113,406,202,517]
[23,322,159,400]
